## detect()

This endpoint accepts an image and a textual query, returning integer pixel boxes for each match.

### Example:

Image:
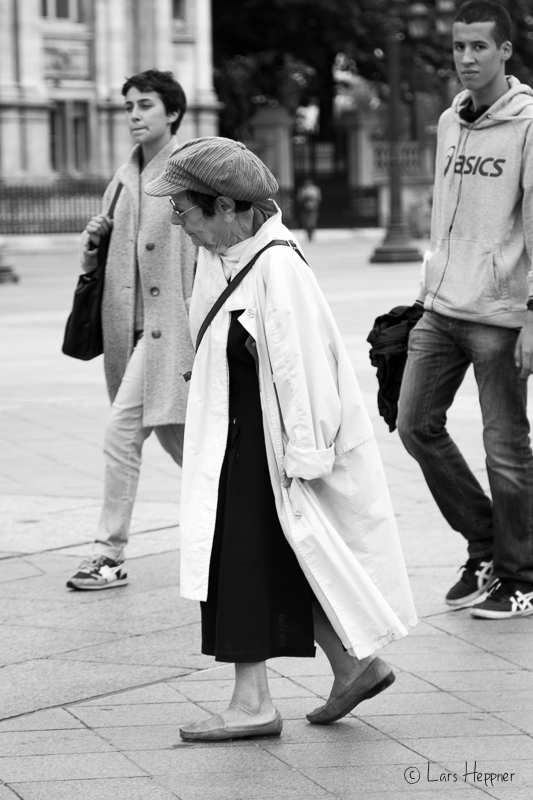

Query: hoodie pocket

[426,238,510,317]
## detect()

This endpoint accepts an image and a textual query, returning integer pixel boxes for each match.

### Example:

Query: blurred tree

[213,0,533,140]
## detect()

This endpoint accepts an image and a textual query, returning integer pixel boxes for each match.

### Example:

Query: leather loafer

[179,710,283,742]
[306,657,395,725]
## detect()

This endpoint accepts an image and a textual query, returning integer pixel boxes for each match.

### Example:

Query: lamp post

[370,0,456,264]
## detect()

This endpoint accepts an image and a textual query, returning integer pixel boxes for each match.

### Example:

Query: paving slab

[0,728,115,757]
[303,764,470,795]
[416,670,533,693]
[363,712,522,740]
[261,738,423,768]
[6,778,180,800]
[79,683,186,707]
[0,751,146,782]
[0,624,116,666]
[350,691,477,717]
[173,676,315,702]
[273,717,388,743]
[0,709,82,733]
[402,734,533,763]
[434,760,533,789]
[156,770,334,800]
[452,690,533,712]
[0,659,189,718]
[384,652,519,673]
[58,625,214,670]
[124,745,294,777]
[20,586,195,636]
[69,701,202,729]
[493,710,533,735]
[0,787,22,799]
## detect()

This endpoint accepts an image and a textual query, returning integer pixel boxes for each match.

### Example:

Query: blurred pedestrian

[297,177,322,240]
[145,137,416,742]
[67,70,195,591]
[397,1,533,619]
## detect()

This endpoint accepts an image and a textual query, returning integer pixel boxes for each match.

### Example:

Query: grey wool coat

[81,137,196,426]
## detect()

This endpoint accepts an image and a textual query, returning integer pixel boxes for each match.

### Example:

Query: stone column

[0,0,18,101]
[340,111,375,188]
[94,0,131,173]
[153,0,173,70]
[190,0,219,136]
[249,106,294,220]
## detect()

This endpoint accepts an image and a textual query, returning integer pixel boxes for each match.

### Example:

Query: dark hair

[186,190,253,217]
[122,69,186,134]
[454,1,512,47]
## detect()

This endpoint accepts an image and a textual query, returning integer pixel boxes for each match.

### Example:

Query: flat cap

[145,136,279,202]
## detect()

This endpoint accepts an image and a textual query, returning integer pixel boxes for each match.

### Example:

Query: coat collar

[116,136,179,205]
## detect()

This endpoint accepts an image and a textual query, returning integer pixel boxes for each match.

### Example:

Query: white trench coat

[181,203,417,658]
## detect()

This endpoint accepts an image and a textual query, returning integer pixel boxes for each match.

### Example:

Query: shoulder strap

[107,183,123,219]
[194,239,307,354]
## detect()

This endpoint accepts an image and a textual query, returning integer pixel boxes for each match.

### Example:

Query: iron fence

[0,179,109,234]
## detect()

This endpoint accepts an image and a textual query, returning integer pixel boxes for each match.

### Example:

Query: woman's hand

[85,214,112,248]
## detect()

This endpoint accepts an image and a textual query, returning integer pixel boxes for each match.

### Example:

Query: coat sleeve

[79,177,118,273]
[262,251,341,480]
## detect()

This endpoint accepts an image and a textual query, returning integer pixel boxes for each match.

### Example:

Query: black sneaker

[471,579,533,619]
[445,558,496,608]
[66,555,128,591]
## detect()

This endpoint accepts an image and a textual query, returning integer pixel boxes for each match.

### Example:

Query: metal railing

[373,141,429,177]
[0,179,109,234]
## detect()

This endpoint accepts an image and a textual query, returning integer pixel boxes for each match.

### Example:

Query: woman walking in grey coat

[67,70,195,591]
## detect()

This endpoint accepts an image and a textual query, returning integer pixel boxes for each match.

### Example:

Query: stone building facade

[0,0,219,179]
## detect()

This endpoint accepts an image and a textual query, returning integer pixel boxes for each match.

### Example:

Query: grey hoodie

[422,76,533,327]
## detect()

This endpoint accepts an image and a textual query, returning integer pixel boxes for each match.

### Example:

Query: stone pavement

[0,230,532,799]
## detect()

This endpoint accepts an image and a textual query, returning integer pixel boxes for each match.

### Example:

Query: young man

[66,71,195,591]
[397,1,533,619]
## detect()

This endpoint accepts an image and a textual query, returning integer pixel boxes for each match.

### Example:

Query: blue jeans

[397,311,533,585]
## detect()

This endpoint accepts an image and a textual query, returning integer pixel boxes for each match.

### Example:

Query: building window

[50,101,90,173]
[41,0,82,21]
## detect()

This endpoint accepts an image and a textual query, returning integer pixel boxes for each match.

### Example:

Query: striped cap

[145,136,279,202]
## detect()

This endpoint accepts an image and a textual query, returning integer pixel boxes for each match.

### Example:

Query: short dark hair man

[397,1,533,619]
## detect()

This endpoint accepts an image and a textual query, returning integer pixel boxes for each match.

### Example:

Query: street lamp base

[370,243,422,263]
[370,224,422,263]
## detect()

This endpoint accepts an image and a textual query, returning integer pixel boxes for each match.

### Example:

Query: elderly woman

[146,137,417,742]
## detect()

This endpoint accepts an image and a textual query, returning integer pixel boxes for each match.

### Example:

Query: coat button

[146,242,155,251]
[151,329,161,339]
[294,509,302,519]
[150,286,160,296]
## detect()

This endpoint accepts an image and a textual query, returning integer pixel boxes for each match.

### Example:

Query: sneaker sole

[445,578,498,609]
[471,605,533,620]
[66,578,129,591]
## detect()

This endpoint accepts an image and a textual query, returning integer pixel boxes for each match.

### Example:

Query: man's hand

[85,214,112,248]
[514,312,533,379]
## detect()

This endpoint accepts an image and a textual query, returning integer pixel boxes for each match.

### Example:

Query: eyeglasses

[169,198,199,220]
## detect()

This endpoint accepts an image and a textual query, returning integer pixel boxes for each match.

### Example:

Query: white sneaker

[66,555,128,590]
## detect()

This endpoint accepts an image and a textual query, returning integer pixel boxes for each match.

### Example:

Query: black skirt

[201,311,316,663]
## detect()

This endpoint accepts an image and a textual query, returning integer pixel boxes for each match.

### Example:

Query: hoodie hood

[452,76,533,127]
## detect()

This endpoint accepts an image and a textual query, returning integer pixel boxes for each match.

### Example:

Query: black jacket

[367,304,424,432]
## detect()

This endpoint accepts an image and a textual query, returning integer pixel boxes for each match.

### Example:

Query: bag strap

[107,183,123,218]
[194,239,306,353]
[183,239,307,382]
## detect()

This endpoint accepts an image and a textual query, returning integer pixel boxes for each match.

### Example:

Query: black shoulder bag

[183,239,306,381]
[62,182,124,360]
